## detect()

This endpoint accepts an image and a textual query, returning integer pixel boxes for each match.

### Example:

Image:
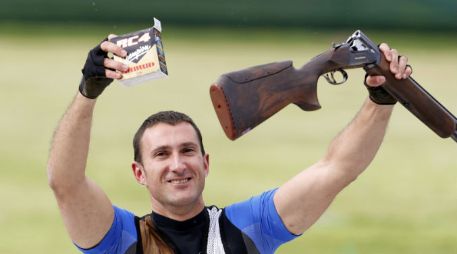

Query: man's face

[133,122,209,213]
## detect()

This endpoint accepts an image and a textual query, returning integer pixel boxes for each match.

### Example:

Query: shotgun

[210,30,457,142]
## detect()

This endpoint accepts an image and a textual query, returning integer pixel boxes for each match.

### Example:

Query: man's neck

[150,199,206,221]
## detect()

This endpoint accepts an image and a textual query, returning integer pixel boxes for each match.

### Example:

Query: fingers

[104,58,128,74]
[105,69,122,79]
[107,34,118,40]
[100,40,127,58]
[386,46,400,74]
[99,35,128,79]
[379,43,392,61]
[365,75,386,87]
[397,55,409,79]
[379,42,412,80]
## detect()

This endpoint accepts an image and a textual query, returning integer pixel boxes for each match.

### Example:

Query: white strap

[206,207,225,254]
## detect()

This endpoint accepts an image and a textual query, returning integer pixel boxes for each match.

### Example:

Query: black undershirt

[152,208,209,254]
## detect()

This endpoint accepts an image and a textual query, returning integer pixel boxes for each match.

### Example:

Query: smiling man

[131,114,209,221]
[47,36,411,254]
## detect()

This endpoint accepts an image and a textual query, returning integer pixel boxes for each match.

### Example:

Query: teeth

[169,178,190,184]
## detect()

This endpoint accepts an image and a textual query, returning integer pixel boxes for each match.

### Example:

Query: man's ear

[203,153,210,177]
[132,161,146,185]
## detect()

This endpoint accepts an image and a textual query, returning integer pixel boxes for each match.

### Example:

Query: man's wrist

[75,90,98,105]
[366,85,397,105]
[364,74,397,105]
[78,76,112,100]
[365,98,395,120]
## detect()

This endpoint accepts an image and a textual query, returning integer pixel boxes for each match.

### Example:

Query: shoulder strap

[137,215,175,254]
[218,209,259,254]
[133,216,143,254]
[206,207,225,254]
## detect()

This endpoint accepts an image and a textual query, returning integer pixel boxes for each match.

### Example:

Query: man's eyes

[154,151,169,158]
[182,147,196,154]
[152,147,196,158]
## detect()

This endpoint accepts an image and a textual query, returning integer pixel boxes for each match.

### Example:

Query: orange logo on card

[123,62,155,74]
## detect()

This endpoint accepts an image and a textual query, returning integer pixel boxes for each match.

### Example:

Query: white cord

[206,207,225,254]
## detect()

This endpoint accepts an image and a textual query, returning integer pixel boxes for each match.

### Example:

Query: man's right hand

[79,35,128,99]
[364,43,412,105]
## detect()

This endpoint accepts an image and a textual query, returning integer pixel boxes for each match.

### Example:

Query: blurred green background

[1,1,456,253]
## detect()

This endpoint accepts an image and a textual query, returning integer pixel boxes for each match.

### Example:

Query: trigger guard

[323,69,348,85]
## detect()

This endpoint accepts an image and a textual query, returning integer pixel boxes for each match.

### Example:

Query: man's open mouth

[167,177,192,184]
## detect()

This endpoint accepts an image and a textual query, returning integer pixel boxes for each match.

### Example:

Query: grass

[0,24,456,253]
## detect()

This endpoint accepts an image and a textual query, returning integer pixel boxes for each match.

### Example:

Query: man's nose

[170,154,185,173]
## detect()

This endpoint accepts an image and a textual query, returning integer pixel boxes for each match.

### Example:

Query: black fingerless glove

[79,39,113,99]
[364,74,397,105]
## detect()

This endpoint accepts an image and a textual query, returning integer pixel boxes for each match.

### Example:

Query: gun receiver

[210,30,457,142]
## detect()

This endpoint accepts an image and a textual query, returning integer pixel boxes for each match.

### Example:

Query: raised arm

[47,37,127,248]
[274,44,412,235]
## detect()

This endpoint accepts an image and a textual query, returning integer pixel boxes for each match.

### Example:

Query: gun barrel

[452,121,457,142]
[365,59,457,140]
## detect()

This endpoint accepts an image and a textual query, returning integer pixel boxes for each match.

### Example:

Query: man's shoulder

[219,189,297,254]
[224,188,278,212]
[77,206,139,254]
[113,206,139,222]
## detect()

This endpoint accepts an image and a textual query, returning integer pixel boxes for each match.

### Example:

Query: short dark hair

[133,111,205,163]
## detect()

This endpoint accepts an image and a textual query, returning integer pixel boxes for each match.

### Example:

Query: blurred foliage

[0,0,456,31]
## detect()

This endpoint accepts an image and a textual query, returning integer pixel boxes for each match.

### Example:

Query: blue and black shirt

[77,189,297,254]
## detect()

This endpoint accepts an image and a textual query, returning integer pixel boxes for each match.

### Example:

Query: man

[47,35,412,254]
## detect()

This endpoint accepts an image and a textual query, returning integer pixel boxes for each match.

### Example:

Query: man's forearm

[323,99,394,181]
[47,93,96,192]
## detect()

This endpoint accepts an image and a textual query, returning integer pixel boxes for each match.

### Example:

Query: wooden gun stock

[210,57,330,140]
